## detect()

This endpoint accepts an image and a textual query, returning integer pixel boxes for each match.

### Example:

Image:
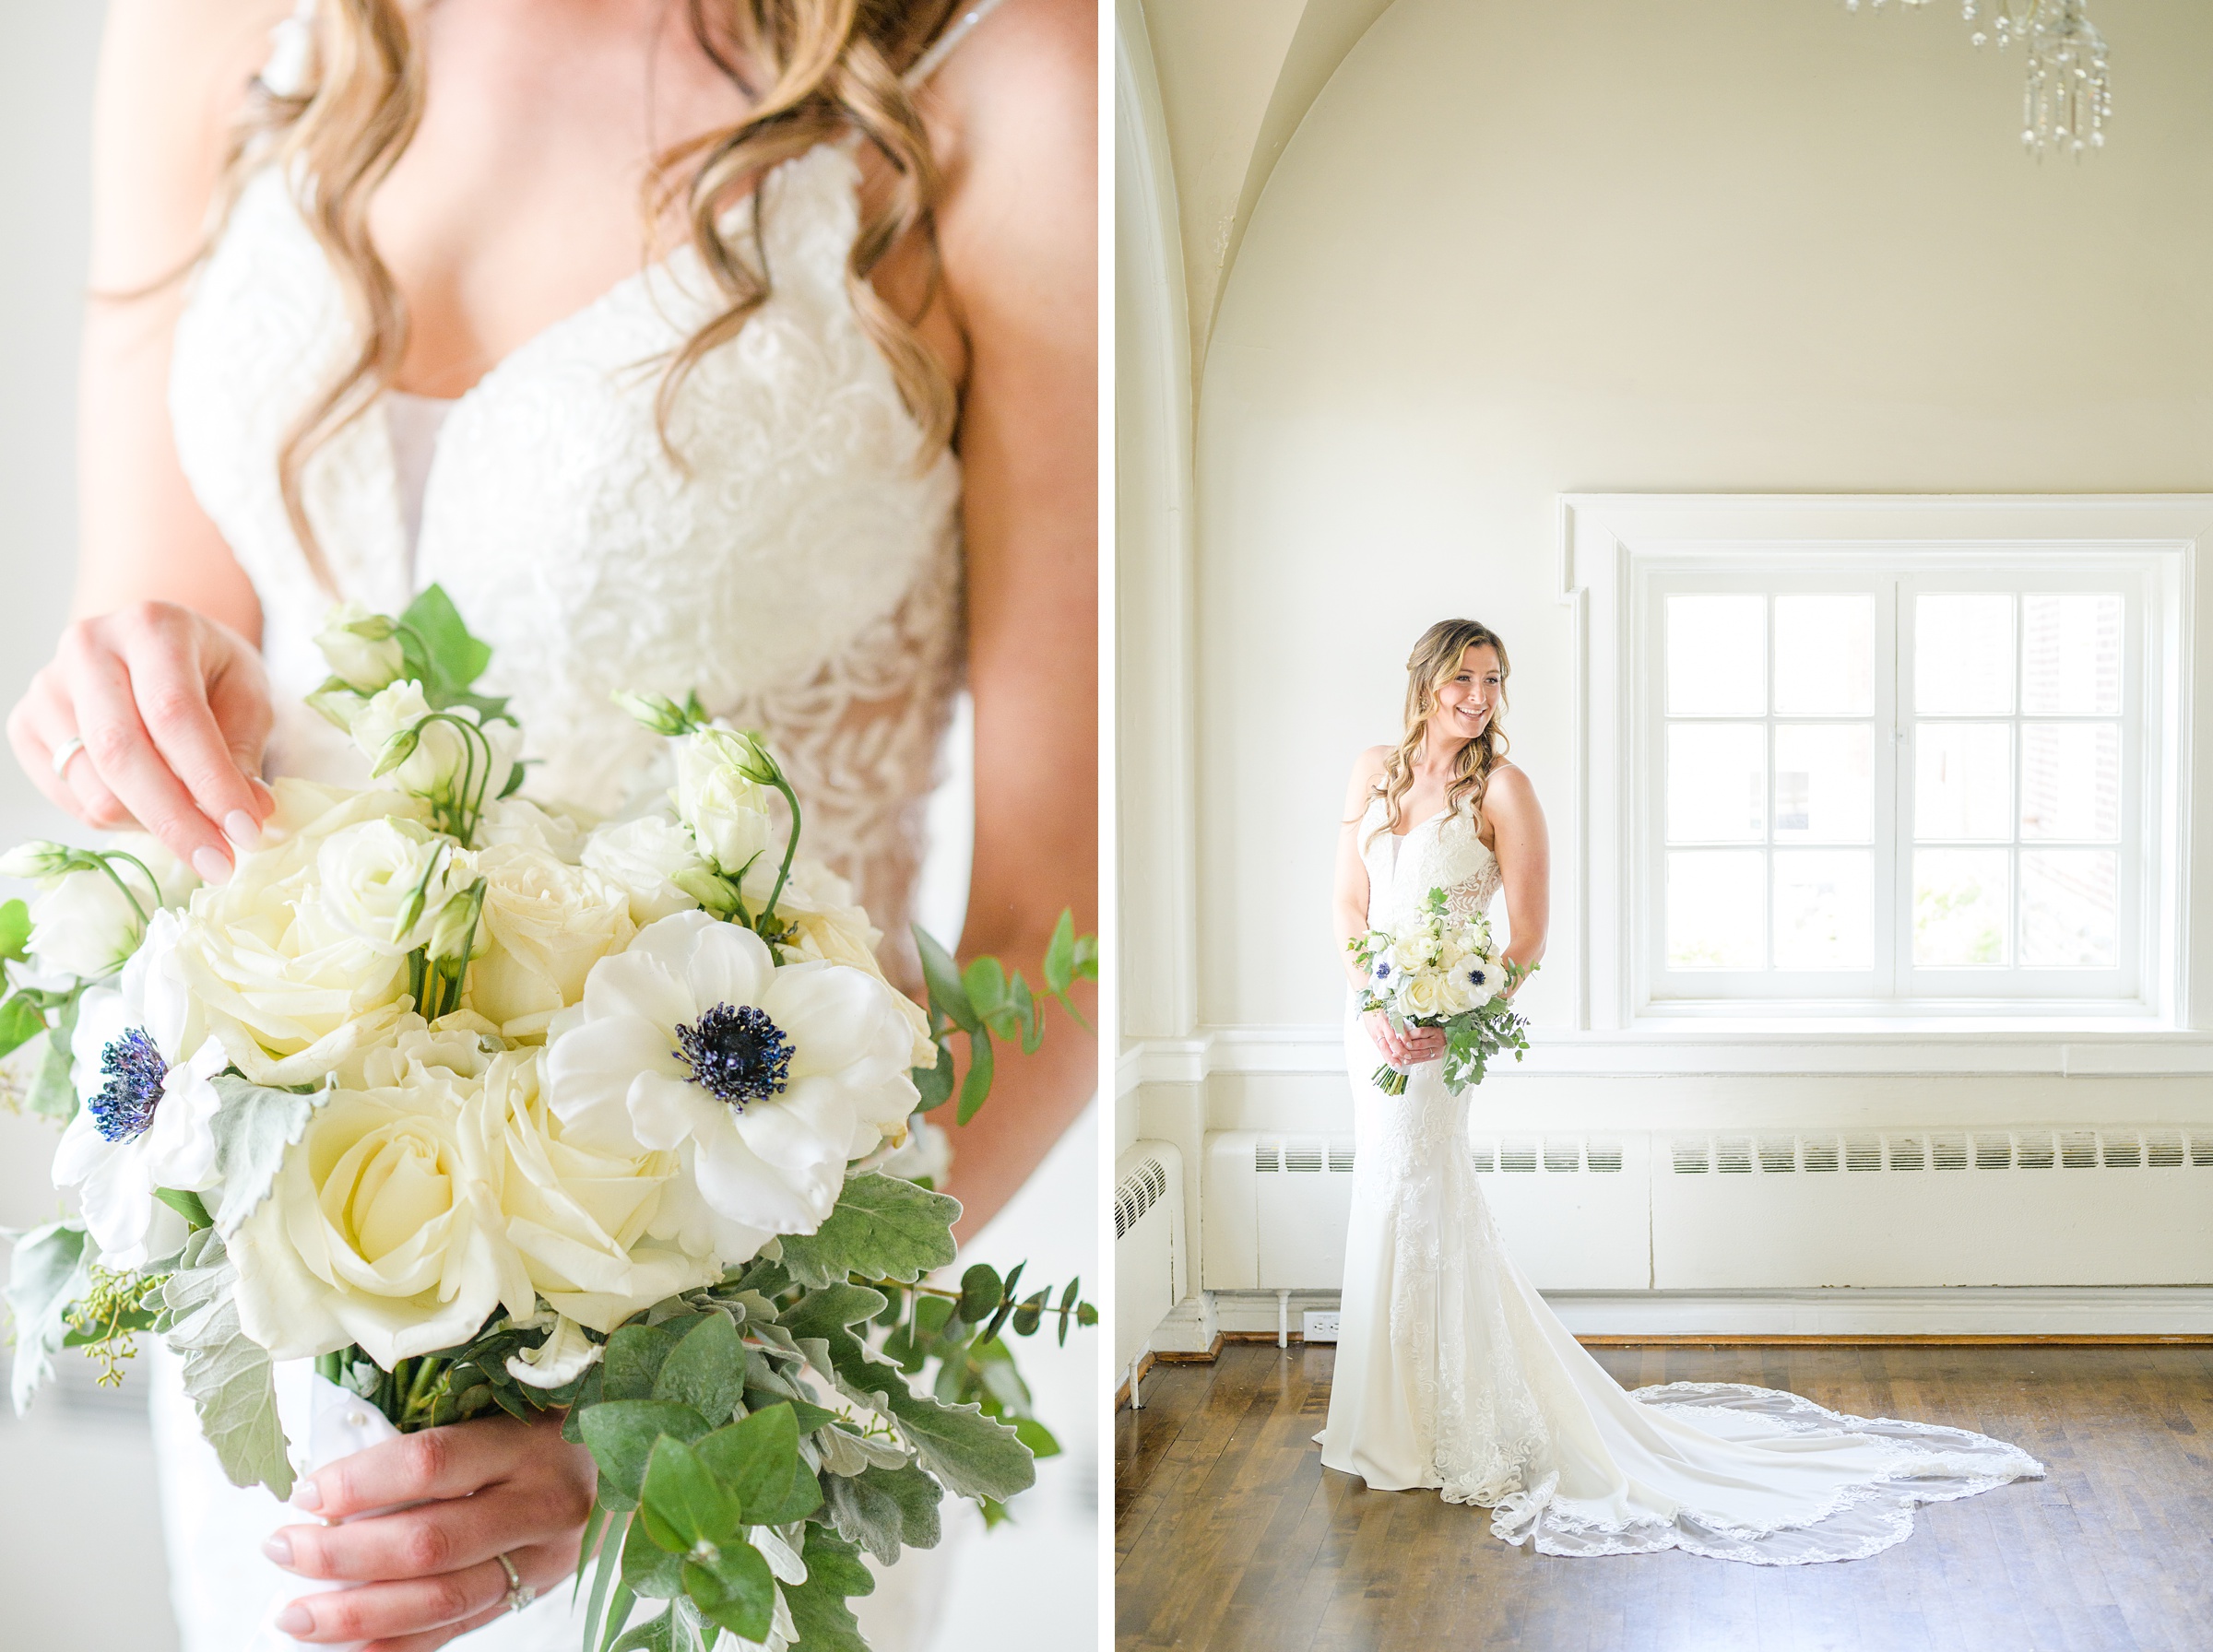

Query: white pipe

[1277,1290,1290,1349]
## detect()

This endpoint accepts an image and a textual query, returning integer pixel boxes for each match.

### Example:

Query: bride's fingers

[295,1415,543,1519]
[57,627,235,880]
[270,1481,566,1583]
[122,617,270,851]
[272,1540,571,1646]
[6,674,127,828]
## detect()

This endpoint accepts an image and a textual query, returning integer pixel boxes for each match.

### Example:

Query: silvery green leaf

[208,1076,319,1237]
[822,1460,942,1564]
[814,1422,911,1477]
[775,1173,960,1291]
[879,1389,1035,1504]
[161,1227,291,1498]
[23,989,82,1123]
[4,1218,89,1414]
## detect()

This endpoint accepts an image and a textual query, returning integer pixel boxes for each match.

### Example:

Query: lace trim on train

[1485,1382,2045,1565]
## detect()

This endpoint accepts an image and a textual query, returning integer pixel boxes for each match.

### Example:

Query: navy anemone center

[90,1027,167,1144]
[673,1002,793,1110]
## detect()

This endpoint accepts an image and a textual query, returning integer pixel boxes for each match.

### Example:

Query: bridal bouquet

[1348,887,1530,1096]
[2,588,1095,1652]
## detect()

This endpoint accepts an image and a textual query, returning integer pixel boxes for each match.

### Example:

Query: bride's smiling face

[1427,644,1503,746]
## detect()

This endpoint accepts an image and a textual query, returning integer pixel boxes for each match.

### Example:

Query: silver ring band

[496,1551,534,1614]
[49,735,86,780]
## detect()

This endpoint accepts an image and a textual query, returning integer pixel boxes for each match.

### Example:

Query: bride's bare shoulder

[91,0,293,287]
[1341,744,1391,816]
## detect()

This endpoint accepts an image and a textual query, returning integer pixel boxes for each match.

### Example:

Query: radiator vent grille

[1472,1137,1627,1174]
[1668,1129,2213,1175]
[1114,1155,1170,1240]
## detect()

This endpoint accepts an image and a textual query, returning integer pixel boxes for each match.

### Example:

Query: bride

[6,0,1095,1645]
[1317,618,2043,1564]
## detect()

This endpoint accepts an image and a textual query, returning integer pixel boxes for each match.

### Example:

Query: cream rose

[313,818,470,957]
[468,1045,721,1333]
[467,844,636,1039]
[582,815,708,926]
[228,1039,534,1366]
[172,780,430,1086]
[1397,971,1447,1021]
[742,856,935,1068]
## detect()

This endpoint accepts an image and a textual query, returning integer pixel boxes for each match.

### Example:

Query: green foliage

[823,1460,943,1564]
[0,898,30,963]
[62,1261,168,1385]
[395,585,508,726]
[23,987,82,1122]
[207,1076,320,1236]
[909,909,1095,1126]
[160,1227,291,1499]
[775,1174,961,1291]
[4,1218,89,1414]
[580,1400,714,1511]
[651,1312,746,1427]
[0,992,45,1061]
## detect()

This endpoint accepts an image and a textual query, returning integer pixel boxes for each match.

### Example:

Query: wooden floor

[1116,1341,2213,1652]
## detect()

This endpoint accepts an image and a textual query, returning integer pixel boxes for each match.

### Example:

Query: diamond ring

[495,1551,535,1613]
[49,735,86,780]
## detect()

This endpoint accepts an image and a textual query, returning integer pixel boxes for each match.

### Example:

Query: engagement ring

[49,735,85,779]
[496,1552,534,1614]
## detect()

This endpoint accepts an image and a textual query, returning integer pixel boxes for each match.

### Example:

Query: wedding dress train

[1314,796,2043,1564]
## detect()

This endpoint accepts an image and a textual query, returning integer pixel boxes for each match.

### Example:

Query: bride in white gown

[7,0,1095,1646]
[1317,619,2043,1564]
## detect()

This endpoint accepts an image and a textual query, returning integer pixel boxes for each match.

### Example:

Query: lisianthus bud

[304,678,370,732]
[425,879,490,966]
[0,841,78,882]
[672,727,779,877]
[314,601,406,694]
[611,690,701,738]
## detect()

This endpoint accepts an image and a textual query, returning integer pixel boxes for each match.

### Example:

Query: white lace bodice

[1358,795,1503,932]
[169,142,963,976]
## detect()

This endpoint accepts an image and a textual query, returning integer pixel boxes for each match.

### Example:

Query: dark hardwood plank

[1118,1343,2213,1652]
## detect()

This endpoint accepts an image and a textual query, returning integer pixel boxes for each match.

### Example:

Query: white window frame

[1559,495,2205,1037]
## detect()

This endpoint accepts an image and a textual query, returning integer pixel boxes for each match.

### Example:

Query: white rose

[741,856,935,1068]
[582,816,708,927]
[351,682,522,810]
[228,1046,534,1366]
[470,1045,721,1333]
[467,844,636,1039]
[311,819,470,957]
[1397,971,1446,1022]
[476,797,588,863]
[674,726,776,877]
[23,835,199,982]
[544,911,918,1243]
[314,600,406,694]
[173,781,430,1086]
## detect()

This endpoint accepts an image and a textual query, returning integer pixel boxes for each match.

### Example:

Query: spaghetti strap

[905,0,1012,87]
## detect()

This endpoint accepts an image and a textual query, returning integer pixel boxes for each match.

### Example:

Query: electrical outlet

[1301,1310,1340,1343]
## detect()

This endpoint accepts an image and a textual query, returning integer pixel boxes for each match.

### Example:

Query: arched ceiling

[1137,0,1398,373]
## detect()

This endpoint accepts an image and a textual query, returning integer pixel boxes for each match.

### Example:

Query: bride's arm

[1485,763,1550,987]
[1337,748,1423,1067]
[5,0,281,872]
[907,0,1097,1240]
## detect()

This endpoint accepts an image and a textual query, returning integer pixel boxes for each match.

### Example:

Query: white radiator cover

[1114,1140,1185,1375]
[1201,1127,2213,1292]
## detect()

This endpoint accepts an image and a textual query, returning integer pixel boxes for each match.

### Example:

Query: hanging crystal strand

[1919,0,2111,157]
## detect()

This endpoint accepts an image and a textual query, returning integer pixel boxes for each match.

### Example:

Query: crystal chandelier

[1843,0,2112,157]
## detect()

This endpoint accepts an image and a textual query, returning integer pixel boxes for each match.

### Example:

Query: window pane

[1915,594,2014,715]
[1774,595,1873,716]
[1913,848,2010,967]
[1666,724,1765,843]
[2020,849,2118,968]
[1773,725,1872,842]
[2020,722,2121,842]
[2021,592,2123,717]
[1666,850,1766,970]
[1666,595,1765,715]
[1773,850,1872,971]
[1914,724,2012,841]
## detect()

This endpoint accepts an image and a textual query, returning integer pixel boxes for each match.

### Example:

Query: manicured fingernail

[262,1531,293,1566]
[192,845,232,885]
[273,1603,313,1635]
[291,1480,322,1511]
[224,810,263,850]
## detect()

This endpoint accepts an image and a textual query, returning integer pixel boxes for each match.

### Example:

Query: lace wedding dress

[1314,795,2045,1563]
[147,5,1009,1647]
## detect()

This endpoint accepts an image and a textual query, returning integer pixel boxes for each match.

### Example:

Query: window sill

[1538,1019,2213,1077]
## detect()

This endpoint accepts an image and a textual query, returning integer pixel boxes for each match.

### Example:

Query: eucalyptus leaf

[4,1218,89,1414]
[955,1029,994,1127]
[207,1076,320,1237]
[957,1264,1002,1325]
[681,1538,775,1644]
[822,1460,943,1564]
[621,1516,685,1599]
[161,1227,291,1498]
[911,1035,955,1113]
[910,925,977,1034]
[0,897,32,963]
[580,1399,712,1510]
[0,993,47,1061]
[695,1404,822,1526]
[638,1435,740,1553]
[609,1605,675,1652]
[775,1174,961,1291]
[650,1311,745,1427]
[603,1322,679,1400]
[23,990,81,1122]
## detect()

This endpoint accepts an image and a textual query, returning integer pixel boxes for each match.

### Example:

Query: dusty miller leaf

[4,1218,89,1414]
[161,1226,292,1498]
[775,1174,960,1291]
[208,1075,319,1237]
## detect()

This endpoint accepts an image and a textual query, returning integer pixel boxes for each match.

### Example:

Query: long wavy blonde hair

[214,0,962,592]
[1365,618,1511,846]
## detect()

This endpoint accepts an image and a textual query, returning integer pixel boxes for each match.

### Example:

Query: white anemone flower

[51,912,225,1268]
[544,911,919,1241]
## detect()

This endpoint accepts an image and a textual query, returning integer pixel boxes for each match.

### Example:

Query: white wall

[1123,0,2213,1324]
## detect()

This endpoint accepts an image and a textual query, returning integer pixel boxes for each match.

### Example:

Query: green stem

[100,850,164,912]
[758,773,804,930]
[82,854,150,930]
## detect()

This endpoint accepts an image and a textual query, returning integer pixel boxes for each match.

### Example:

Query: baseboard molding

[1209,1285,2213,1339]
[1150,1335,1223,1363]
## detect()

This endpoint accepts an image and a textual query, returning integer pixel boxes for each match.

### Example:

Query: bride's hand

[1363,1009,1444,1068]
[261,1409,597,1650]
[6,602,274,880]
